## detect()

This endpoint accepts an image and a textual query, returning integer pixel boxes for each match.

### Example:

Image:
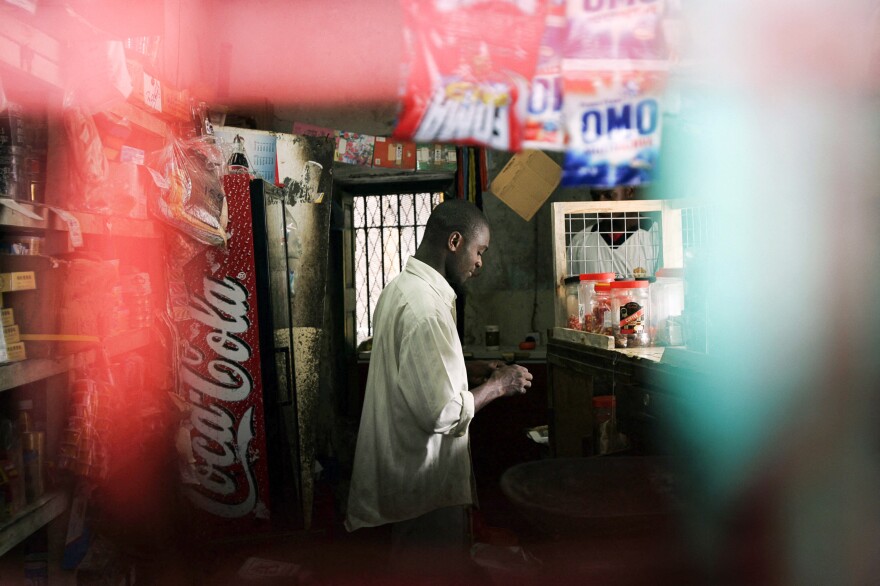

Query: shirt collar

[405,257,457,305]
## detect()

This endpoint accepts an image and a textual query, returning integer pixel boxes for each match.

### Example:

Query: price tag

[48,207,84,248]
[143,72,163,112]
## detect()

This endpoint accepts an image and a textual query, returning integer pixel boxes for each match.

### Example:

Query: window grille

[353,192,443,345]
[565,209,663,279]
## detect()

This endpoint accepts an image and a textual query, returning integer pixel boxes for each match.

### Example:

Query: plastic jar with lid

[610,280,650,348]
[577,273,615,332]
[585,281,613,335]
[563,276,581,330]
[650,267,684,346]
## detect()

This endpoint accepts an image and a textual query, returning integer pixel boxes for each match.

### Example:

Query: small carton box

[334,131,375,166]
[0,272,36,293]
[3,324,20,345]
[489,150,561,221]
[1,308,12,327]
[0,341,26,364]
[416,143,457,171]
[372,138,417,170]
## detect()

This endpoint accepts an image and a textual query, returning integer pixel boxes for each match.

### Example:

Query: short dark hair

[423,199,488,243]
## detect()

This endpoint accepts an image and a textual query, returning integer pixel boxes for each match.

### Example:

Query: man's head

[417,199,490,287]
[590,186,636,202]
[591,186,639,231]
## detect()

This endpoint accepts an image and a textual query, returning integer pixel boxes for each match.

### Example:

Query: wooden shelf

[0,9,170,137]
[0,328,152,392]
[0,490,69,557]
[0,201,163,239]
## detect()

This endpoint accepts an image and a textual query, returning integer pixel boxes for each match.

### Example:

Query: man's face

[592,187,633,202]
[592,187,636,228]
[447,224,490,287]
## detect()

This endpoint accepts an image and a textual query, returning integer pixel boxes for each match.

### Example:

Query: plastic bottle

[610,280,651,348]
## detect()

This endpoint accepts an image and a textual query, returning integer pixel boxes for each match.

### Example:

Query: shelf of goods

[0,327,153,392]
[0,10,170,138]
[0,490,69,557]
[0,200,163,239]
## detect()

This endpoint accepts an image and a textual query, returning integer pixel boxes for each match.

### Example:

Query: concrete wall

[461,150,595,350]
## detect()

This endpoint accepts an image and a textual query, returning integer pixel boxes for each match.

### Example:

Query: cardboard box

[0,272,36,293]
[489,150,561,221]
[334,131,375,166]
[416,144,457,171]
[1,308,12,327]
[3,324,20,344]
[0,341,26,364]
[161,86,191,122]
[372,138,416,170]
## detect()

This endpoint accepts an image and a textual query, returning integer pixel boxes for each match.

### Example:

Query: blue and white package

[561,0,668,187]
[561,65,666,187]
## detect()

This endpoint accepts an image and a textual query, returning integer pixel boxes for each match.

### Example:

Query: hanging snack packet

[394,0,548,152]
[523,0,567,151]
[561,0,668,187]
[148,135,228,247]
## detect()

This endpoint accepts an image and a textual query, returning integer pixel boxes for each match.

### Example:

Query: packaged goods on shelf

[415,143,457,171]
[0,341,26,363]
[372,138,416,170]
[1,308,12,327]
[0,271,36,292]
[3,324,20,344]
[0,256,66,358]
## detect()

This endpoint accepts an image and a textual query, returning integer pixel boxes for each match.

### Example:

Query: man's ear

[448,231,463,251]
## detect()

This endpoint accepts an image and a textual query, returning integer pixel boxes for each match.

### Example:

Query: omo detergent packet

[394,0,548,152]
[561,0,669,187]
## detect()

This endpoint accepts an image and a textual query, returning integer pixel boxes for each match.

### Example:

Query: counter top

[358,345,547,363]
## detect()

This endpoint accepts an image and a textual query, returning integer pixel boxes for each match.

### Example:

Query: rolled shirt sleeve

[398,315,475,436]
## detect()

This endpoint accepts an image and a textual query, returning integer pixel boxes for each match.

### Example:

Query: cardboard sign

[489,150,561,221]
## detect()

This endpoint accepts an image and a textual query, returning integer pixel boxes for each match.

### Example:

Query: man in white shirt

[345,199,532,582]
[567,186,660,278]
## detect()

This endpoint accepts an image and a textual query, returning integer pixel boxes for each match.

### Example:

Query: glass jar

[610,280,650,348]
[585,281,613,335]
[650,267,684,346]
[485,325,500,350]
[563,276,581,330]
[577,272,615,332]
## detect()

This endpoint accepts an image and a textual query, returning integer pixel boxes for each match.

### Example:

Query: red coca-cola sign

[178,174,271,523]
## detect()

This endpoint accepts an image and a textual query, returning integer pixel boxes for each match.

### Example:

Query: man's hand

[466,359,505,388]
[488,364,533,397]
[470,363,532,412]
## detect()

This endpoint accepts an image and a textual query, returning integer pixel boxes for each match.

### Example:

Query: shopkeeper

[566,186,660,278]
[345,199,532,581]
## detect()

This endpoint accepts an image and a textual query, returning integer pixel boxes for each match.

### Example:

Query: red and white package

[523,0,567,151]
[393,0,548,152]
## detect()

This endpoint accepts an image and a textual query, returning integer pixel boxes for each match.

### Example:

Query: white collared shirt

[567,224,660,278]
[345,257,476,531]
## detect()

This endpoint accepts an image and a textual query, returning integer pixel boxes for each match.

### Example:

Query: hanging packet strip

[561,0,669,187]
[394,0,548,152]
[523,0,567,151]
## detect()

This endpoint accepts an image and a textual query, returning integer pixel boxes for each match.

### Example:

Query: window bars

[352,192,443,344]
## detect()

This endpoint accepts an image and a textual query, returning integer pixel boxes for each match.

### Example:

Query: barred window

[353,192,443,345]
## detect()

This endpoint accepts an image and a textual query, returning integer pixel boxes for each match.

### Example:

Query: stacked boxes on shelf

[0,272,35,363]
